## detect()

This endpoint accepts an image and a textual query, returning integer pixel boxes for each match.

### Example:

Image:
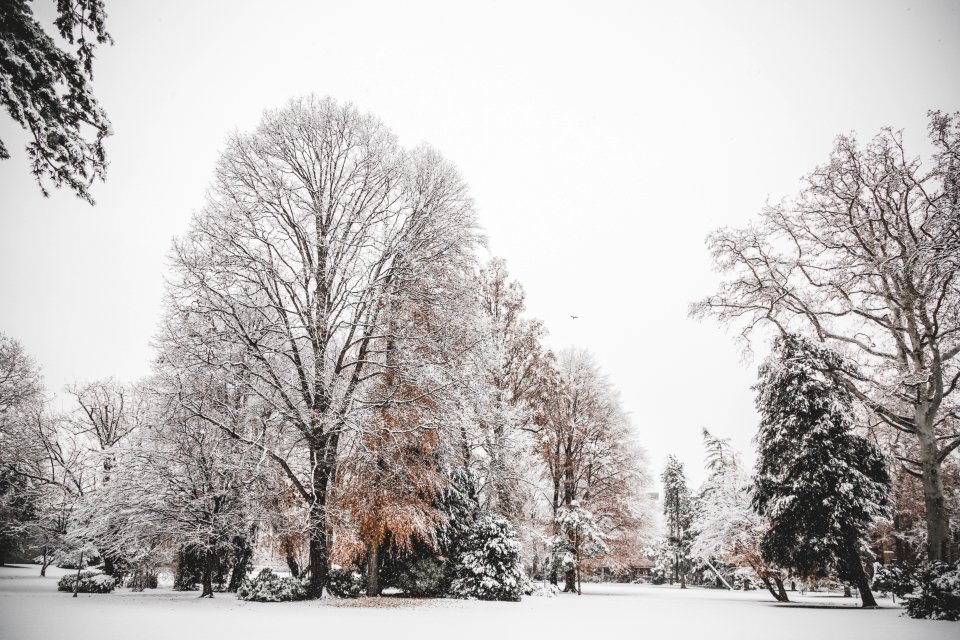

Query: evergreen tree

[661,455,691,588]
[0,0,112,202]
[752,334,890,608]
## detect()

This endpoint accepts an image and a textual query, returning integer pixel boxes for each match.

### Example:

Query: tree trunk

[679,555,687,589]
[306,503,329,599]
[759,574,788,603]
[366,541,379,597]
[918,417,953,563]
[200,549,214,598]
[772,575,789,602]
[101,551,115,577]
[575,538,581,595]
[40,547,49,577]
[563,568,577,592]
[227,542,252,592]
[285,553,301,578]
[72,553,84,598]
[846,543,878,608]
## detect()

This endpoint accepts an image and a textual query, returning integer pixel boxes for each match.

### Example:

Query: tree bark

[846,543,878,608]
[759,574,788,602]
[285,553,301,579]
[227,541,252,592]
[918,416,952,563]
[306,501,329,598]
[563,568,576,593]
[72,552,83,598]
[101,551,115,577]
[772,575,789,602]
[200,549,214,598]
[366,541,379,597]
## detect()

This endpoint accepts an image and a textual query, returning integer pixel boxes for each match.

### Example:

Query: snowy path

[0,566,955,640]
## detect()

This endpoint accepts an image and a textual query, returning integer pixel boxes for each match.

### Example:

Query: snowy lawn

[1,565,955,640]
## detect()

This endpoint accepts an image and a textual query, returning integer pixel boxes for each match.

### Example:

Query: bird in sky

[570,315,579,320]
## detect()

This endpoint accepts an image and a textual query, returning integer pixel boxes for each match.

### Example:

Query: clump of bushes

[384,555,446,597]
[448,513,526,601]
[526,582,560,597]
[236,568,307,602]
[874,561,960,621]
[327,565,365,598]
[57,571,116,594]
[873,563,916,599]
[902,563,960,621]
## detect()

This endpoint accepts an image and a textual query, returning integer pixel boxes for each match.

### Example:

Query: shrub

[527,582,560,597]
[398,557,447,596]
[448,513,525,601]
[903,562,960,621]
[126,568,159,591]
[327,565,365,598]
[873,563,916,599]
[378,537,447,596]
[57,571,116,594]
[236,568,307,602]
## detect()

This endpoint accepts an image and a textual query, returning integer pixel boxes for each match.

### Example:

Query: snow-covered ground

[0,565,955,640]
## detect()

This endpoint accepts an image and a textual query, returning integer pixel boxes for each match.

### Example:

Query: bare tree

[472,259,552,520]
[67,379,142,479]
[536,349,647,590]
[0,333,43,432]
[694,112,960,562]
[161,95,480,597]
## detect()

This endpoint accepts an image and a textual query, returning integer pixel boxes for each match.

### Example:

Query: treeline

[0,96,651,601]
[658,112,960,620]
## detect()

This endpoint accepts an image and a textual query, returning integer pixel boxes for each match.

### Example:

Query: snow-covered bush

[526,582,560,597]
[872,563,916,599]
[449,513,525,601]
[57,571,116,594]
[327,565,364,598]
[126,567,159,591]
[394,557,446,596]
[236,568,307,602]
[903,562,960,621]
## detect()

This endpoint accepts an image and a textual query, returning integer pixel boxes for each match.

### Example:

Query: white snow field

[0,565,955,640]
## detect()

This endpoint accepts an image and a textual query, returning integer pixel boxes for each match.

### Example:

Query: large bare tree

[161,96,480,596]
[693,111,960,562]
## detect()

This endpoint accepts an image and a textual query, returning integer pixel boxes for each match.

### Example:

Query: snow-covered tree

[535,349,649,590]
[690,429,790,601]
[161,96,480,597]
[448,512,526,601]
[695,113,960,562]
[753,334,891,607]
[661,455,692,588]
[471,259,552,521]
[0,0,112,202]
[549,501,607,595]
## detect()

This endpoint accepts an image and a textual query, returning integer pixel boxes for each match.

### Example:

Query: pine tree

[0,0,112,202]
[661,455,691,588]
[752,334,890,608]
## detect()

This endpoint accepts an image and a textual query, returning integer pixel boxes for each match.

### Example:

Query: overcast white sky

[1,0,958,486]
